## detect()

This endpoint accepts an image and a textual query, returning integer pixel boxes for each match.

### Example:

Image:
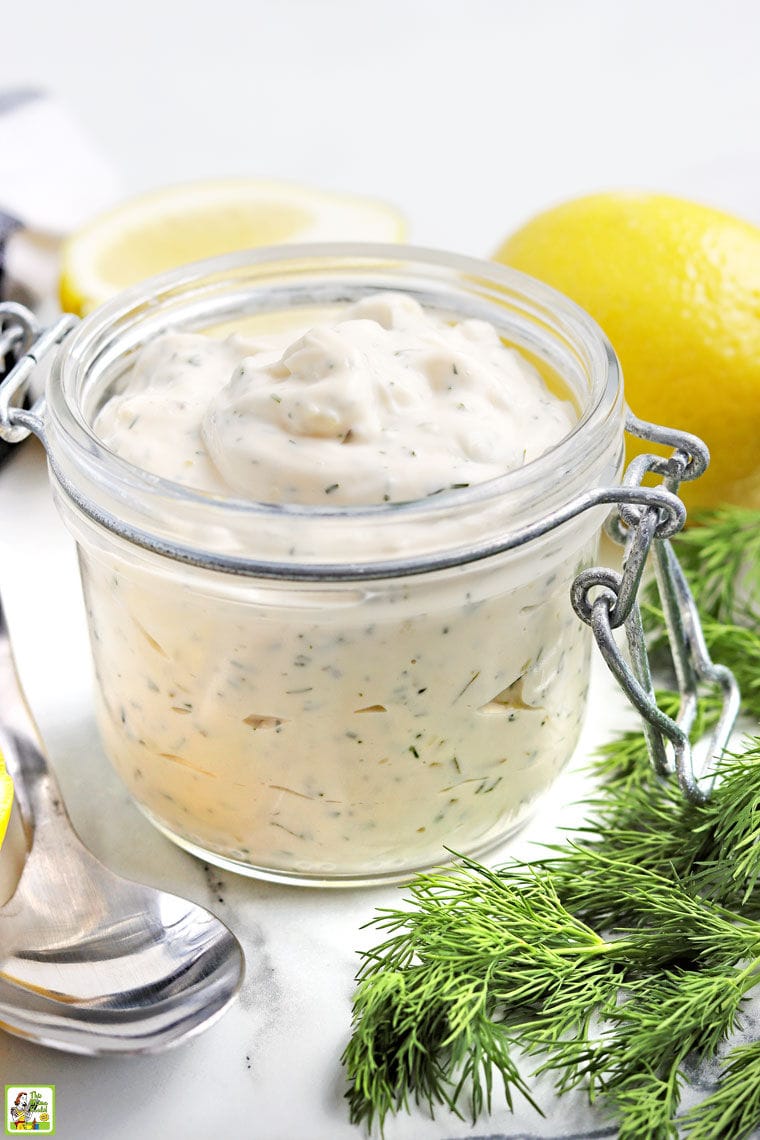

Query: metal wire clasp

[0,302,77,444]
[571,414,740,803]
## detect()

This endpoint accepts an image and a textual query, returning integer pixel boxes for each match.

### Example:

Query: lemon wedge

[0,750,13,851]
[60,178,407,315]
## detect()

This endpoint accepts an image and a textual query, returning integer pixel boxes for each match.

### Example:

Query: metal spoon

[0,593,245,1054]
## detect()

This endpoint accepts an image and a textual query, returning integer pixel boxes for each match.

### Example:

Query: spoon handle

[0,591,74,840]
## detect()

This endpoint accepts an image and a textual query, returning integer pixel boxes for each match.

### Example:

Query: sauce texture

[84,293,591,880]
[95,293,573,505]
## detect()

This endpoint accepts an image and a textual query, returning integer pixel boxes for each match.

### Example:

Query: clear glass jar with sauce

[26,246,626,885]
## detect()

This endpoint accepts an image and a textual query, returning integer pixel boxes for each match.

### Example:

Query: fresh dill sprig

[345,862,614,1129]
[691,617,760,720]
[549,738,760,926]
[642,505,760,719]
[344,507,760,1137]
[545,961,759,1140]
[344,852,760,1134]
[683,1039,760,1140]
[662,505,760,624]
[643,601,760,721]
[694,739,760,904]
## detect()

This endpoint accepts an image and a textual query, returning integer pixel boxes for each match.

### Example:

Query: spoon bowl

[0,596,245,1055]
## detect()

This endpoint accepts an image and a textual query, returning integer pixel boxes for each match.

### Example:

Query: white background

[5,0,760,245]
[2,3,760,1139]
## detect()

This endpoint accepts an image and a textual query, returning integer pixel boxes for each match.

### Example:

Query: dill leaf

[663,506,760,624]
[683,1039,760,1140]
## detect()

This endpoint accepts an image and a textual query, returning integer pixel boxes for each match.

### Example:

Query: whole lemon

[493,192,760,510]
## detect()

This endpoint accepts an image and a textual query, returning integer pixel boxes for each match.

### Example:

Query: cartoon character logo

[9,1092,34,1130]
[4,1086,53,1134]
[6,1089,50,1131]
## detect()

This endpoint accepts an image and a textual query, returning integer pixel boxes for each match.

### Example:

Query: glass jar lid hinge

[571,413,740,804]
[0,302,77,445]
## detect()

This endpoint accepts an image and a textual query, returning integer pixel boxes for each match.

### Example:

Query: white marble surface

[2,2,760,1136]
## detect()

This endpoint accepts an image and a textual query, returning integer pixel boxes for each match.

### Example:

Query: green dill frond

[536,693,728,924]
[344,862,625,1128]
[641,506,760,721]
[589,690,723,789]
[667,506,760,624]
[553,852,760,966]
[693,737,760,904]
[695,620,760,721]
[606,963,755,1079]
[682,1038,760,1140]
[642,602,760,721]
[607,1063,686,1140]
[554,733,760,920]
[547,959,754,1140]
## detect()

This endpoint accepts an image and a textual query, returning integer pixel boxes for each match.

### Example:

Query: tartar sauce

[95,293,573,505]
[84,293,590,880]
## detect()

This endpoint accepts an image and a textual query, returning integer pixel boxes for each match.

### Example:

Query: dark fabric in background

[0,211,24,467]
[0,89,43,467]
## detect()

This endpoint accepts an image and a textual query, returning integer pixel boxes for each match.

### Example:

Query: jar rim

[46,242,624,576]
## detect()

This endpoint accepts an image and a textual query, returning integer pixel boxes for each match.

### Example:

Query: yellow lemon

[493,192,760,510]
[0,750,13,851]
[60,178,406,316]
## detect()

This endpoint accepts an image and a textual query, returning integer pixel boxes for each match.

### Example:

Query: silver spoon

[0,592,245,1054]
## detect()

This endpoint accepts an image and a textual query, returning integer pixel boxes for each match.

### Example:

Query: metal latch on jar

[571,414,740,804]
[0,302,741,805]
[0,303,77,445]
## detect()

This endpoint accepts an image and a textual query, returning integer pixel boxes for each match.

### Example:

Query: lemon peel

[494,192,760,510]
[0,751,13,852]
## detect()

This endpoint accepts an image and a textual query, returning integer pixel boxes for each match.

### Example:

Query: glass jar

[38,245,624,886]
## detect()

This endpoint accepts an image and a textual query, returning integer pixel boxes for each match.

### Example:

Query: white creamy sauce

[95,293,573,505]
[86,293,590,879]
